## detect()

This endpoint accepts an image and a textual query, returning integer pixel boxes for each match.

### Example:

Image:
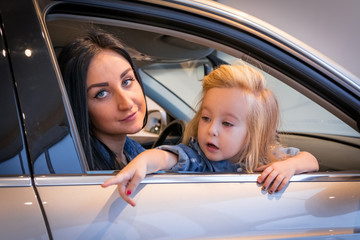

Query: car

[1,0,359,239]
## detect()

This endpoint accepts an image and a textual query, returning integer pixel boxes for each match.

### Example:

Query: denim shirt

[123,137,145,161]
[158,138,299,173]
[93,136,145,170]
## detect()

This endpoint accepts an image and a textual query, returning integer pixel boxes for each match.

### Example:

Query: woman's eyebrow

[87,68,132,92]
[87,82,109,92]
[120,68,132,79]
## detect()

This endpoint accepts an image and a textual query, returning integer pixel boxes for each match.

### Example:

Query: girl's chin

[203,153,222,162]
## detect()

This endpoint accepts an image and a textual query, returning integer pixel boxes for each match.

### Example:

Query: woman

[58,28,148,170]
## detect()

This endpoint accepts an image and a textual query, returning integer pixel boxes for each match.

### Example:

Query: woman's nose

[116,92,133,110]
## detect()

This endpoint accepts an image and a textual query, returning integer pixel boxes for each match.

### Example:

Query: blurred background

[218,0,360,79]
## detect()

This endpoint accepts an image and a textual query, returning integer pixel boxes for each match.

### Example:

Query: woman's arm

[255,151,319,194]
[102,149,177,206]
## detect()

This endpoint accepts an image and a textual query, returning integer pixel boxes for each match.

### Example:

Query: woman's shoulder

[124,137,145,158]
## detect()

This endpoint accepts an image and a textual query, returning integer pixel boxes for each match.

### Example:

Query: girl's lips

[206,142,219,152]
[121,112,136,121]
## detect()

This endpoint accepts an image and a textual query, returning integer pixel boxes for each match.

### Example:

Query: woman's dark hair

[58,28,148,170]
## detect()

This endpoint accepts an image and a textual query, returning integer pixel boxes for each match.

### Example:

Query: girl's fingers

[101,174,125,188]
[268,174,285,194]
[118,184,137,207]
[126,173,143,196]
[257,165,272,184]
[118,172,145,207]
[274,177,289,192]
[255,164,268,172]
[101,170,141,207]
[258,162,293,194]
[261,168,278,191]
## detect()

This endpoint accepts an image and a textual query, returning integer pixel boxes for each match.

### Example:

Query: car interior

[46,14,360,173]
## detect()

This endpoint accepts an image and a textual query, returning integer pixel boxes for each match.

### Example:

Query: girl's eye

[201,116,210,122]
[95,90,108,99]
[223,121,233,127]
[122,77,134,87]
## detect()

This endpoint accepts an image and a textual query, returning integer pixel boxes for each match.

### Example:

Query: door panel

[0,178,49,240]
[36,174,360,239]
[0,11,49,240]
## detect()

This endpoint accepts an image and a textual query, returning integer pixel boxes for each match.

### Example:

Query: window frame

[44,0,360,174]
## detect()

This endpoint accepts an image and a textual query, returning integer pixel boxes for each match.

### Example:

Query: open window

[46,4,359,174]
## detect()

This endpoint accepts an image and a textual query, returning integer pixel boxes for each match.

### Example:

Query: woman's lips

[121,112,137,121]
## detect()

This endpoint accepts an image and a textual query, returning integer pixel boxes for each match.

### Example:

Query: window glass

[144,51,360,138]
[218,52,360,138]
[0,27,28,175]
[143,60,207,109]
[142,50,360,171]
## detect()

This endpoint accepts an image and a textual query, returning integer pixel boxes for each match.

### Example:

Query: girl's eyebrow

[202,106,240,120]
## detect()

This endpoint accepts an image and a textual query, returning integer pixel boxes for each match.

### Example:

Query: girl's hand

[256,151,318,194]
[101,149,178,207]
[101,159,147,207]
[255,160,296,194]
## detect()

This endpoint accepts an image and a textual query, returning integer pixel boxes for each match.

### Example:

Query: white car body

[0,0,359,239]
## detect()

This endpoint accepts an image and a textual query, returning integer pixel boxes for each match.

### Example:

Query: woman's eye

[122,77,134,87]
[95,90,108,99]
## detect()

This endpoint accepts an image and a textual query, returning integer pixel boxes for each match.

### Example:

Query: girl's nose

[116,92,133,111]
[208,122,218,137]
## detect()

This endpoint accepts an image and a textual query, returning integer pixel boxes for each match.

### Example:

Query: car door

[0,15,50,240]
[44,1,360,238]
[4,0,359,239]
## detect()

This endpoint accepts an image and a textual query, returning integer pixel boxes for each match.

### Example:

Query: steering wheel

[152,120,186,148]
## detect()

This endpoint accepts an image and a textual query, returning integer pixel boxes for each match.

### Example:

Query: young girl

[102,63,319,207]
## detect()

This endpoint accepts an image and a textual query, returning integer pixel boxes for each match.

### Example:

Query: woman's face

[86,49,146,141]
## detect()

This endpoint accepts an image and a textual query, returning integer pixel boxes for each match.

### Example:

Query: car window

[216,52,360,138]
[0,26,29,175]
[143,61,207,109]
[142,50,360,172]
[1,10,86,175]
[143,52,360,138]
[46,13,359,174]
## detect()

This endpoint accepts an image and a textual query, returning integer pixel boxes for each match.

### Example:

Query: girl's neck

[228,150,243,164]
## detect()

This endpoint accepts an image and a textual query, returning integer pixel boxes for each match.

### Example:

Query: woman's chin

[125,125,144,135]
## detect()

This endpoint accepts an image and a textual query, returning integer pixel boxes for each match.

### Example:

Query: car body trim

[34,172,360,186]
[0,176,32,187]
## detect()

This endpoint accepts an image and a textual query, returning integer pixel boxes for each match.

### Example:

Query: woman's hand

[255,160,295,194]
[102,158,147,207]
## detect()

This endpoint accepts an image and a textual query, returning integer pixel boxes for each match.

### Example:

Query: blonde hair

[183,63,280,172]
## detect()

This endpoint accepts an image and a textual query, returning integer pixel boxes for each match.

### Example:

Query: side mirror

[143,110,168,135]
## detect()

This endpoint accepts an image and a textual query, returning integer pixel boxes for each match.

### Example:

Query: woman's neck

[96,134,127,162]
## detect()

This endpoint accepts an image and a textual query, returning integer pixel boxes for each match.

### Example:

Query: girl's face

[197,87,248,162]
[87,49,146,141]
